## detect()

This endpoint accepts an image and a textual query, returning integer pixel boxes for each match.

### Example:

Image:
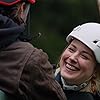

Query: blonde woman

[55,22,100,100]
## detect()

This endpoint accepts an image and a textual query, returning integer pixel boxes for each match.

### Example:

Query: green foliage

[30,0,100,63]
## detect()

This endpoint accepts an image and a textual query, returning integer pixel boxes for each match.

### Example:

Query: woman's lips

[65,63,80,71]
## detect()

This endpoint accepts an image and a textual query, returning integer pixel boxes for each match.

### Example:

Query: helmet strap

[61,77,88,91]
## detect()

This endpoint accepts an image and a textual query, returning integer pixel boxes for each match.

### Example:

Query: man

[0,0,67,100]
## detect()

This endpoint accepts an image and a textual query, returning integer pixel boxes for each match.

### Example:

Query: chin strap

[61,77,88,91]
[61,70,96,91]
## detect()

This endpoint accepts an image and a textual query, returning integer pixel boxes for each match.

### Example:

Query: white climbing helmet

[66,22,100,63]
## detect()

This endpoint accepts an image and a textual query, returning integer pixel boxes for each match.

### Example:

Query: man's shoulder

[13,41,34,48]
[6,41,34,51]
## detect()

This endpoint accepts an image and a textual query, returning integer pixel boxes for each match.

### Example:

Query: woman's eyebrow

[69,44,76,49]
[71,44,93,57]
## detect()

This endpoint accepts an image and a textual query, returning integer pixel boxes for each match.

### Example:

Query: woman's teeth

[65,64,80,71]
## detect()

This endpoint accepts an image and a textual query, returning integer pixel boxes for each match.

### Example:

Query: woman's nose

[69,52,79,63]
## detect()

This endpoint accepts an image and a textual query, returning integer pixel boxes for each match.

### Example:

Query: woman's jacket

[55,70,100,100]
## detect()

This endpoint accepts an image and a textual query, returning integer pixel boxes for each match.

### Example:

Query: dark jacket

[55,72,100,100]
[0,14,67,100]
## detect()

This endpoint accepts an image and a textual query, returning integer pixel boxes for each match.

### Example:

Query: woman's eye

[68,47,75,52]
[80,54,88,59]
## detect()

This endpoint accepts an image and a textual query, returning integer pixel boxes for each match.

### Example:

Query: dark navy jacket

[55,72,100,100]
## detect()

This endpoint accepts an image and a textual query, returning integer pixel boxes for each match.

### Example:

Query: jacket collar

[55,71,88,91]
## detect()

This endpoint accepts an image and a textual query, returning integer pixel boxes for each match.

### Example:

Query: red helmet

[0,0,35,6]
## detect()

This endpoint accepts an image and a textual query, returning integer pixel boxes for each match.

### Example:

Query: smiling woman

[60,39,96,85]
[55,22,100,100]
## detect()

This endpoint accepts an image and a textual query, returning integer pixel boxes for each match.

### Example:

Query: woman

[55,22,100,100]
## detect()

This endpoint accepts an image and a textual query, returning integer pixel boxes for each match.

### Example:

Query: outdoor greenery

[29,0,100,64]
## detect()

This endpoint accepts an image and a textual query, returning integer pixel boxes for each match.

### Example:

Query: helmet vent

[93,40,100,48]
[93,40,99,44]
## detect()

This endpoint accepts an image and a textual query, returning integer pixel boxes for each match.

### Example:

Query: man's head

[0,0,36,25]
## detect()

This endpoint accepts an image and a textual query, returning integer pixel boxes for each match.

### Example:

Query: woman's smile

[60,39,96,84]
[64,61,80,71]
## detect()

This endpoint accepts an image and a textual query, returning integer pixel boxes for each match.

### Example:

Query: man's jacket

[0,14,67,100]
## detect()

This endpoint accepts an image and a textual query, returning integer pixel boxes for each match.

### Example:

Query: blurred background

[29,0,100,64]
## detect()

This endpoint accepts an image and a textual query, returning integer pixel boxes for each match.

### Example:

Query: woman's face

[60,39,96,85]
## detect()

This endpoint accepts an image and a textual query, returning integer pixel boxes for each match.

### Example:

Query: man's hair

[0,2,29,25]
[0,0,35,25]
[0,0,35,41]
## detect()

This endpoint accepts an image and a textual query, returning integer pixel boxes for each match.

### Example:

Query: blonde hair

[81,65,100,94]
